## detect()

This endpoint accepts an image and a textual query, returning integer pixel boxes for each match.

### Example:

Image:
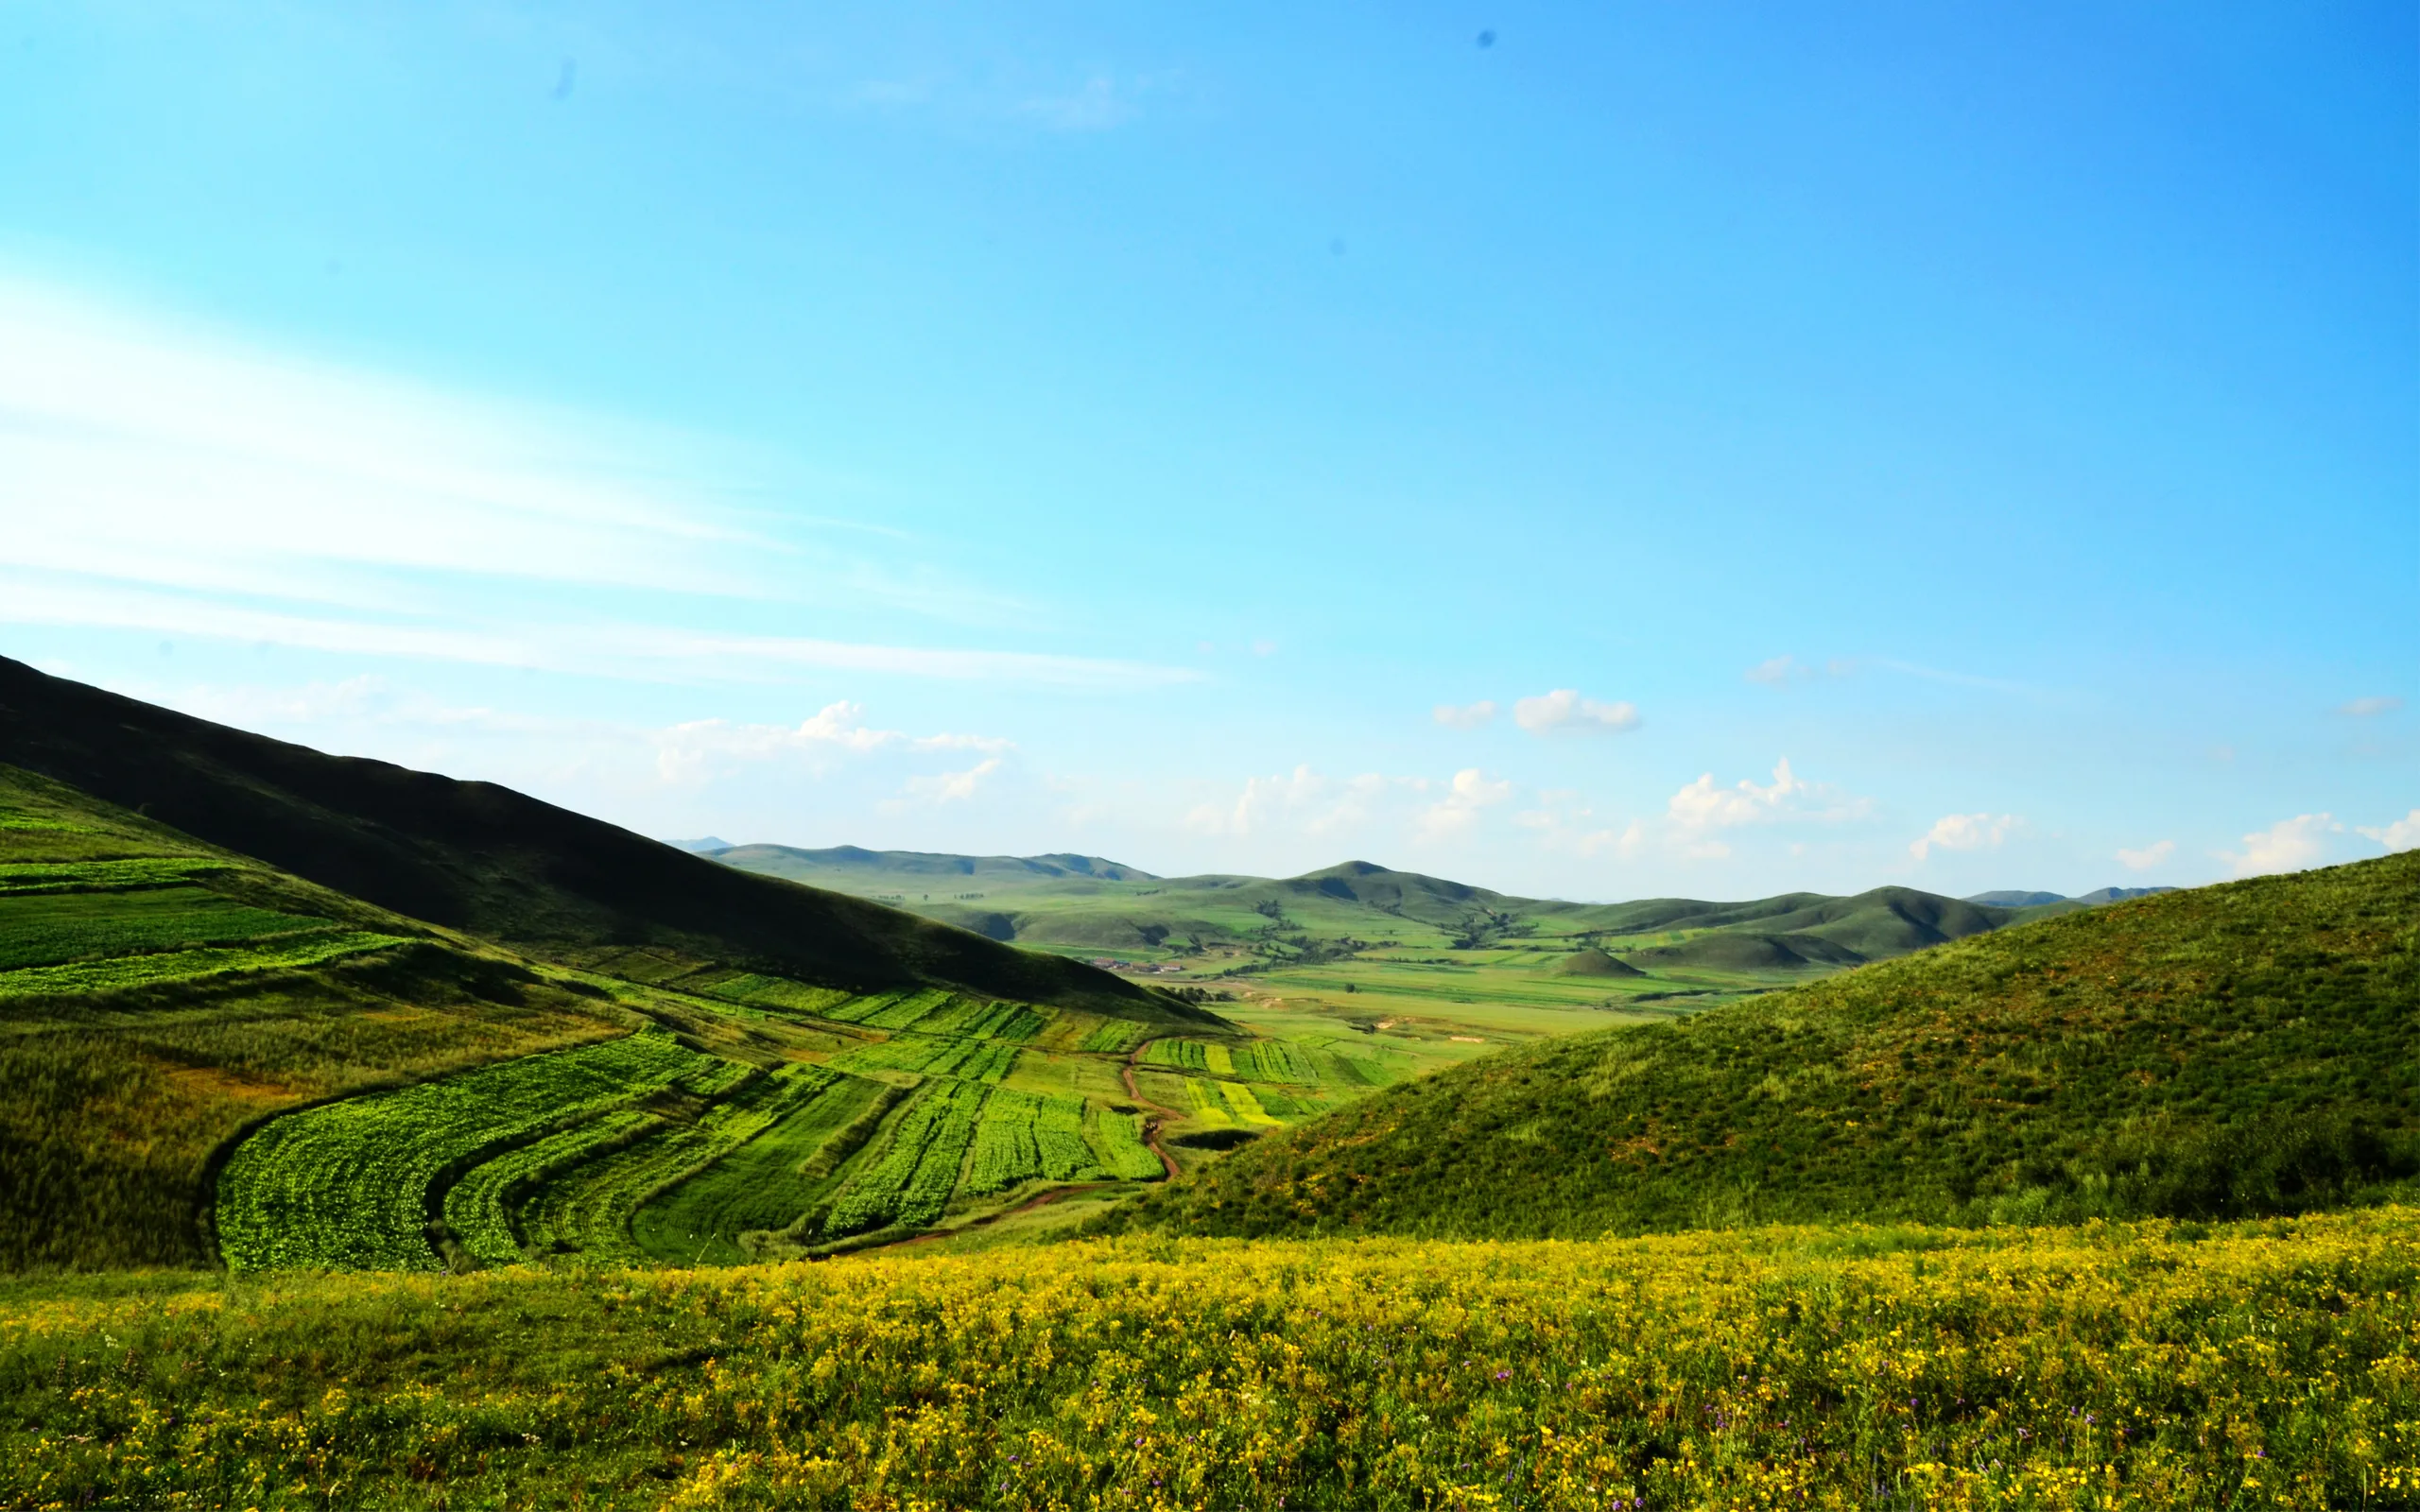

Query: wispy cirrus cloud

[1744,654,1855,687]
[0,276,1193,692]
[1432,699,1497,730]
[656,701,1010,784]
[2338,696,2404,717]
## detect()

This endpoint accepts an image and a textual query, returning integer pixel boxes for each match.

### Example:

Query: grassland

[3,1210,2412,1509]
[1119,852,2420,1240]
[707,846,2083,1092]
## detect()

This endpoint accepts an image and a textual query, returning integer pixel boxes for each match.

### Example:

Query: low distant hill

[0,658,1188,1020]
[1112,854,2418,1238]
[711,847,2040,971]
[720,844,1158,885]
[1965,885,2176,907]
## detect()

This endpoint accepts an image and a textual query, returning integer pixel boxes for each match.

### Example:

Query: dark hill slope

[1118,853,2420,1237]
[0,659,1198,1022]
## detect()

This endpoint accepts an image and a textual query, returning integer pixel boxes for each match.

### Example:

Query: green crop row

[1077,1020,1148,1055]
[911,996,1048,1041]
[442,1109,662,1266]
[858,988,959,1031]
[216,1030,709,1272]
[0,930,409,1001]
[630,1074,894,1264]
[963,1089,1107,1196]
[0,858,233,895]
[1084,1106,1166,1180]
[819,1080,990,1238]
[689,972,857,1019]
[814,991,911,1025]
[514,1066,840,1264]
[830,1034,1018,1082]
[1240,1039,1319,1085]
[1141,1038,1212,1073]
[0,886,340,972]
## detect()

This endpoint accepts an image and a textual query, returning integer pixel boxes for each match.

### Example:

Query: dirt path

[1123,1041,1183,1180]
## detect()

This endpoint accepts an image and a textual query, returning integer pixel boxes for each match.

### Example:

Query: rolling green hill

[708,845,2051,966]
[1113,852,2420,1239]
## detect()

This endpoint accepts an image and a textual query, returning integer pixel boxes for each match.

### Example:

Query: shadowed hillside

[0,658,1204,1022]
[1113,854,2420,1239]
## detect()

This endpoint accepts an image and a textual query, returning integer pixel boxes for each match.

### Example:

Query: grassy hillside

[6,1211,2413,1509]
[1116,853,2420,1239]
[0,666,1250,1272]
[0,657,1199,1023]
[0,765,645,1269]
[0,764,1203,1270]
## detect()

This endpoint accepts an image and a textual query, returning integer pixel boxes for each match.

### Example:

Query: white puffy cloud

[1433,699,1497,730]
[2338,696,2404,717]
[1512,689,1640,735]
[1909,812,2021,862]
[1416,768,1513,841]
[654,702,1009,784]
[2356,809,2420,852]
[0,277,1193,691]
[2115,839,2176,871]
[1656,759,1869,861]
[2221,814,2341,878]
[1667,759,1804,831]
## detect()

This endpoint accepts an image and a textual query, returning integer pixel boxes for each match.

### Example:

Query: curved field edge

[2,1208,2412,1510]
[214,1030,708,1272]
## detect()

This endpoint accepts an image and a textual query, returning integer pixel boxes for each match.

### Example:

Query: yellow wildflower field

[6,1207,2414,1509]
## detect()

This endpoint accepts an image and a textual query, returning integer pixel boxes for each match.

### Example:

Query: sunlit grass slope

[4,1210,2412,1509]
[1118,853,2420,1239]
[0,656,1203,1024]
[0,765,632,1271]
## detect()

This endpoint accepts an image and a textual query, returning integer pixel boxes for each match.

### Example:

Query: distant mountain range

[1966,886,2178,907]
[696,844,2173,972]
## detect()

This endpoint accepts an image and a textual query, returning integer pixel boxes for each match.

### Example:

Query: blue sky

[2,1,2411,900]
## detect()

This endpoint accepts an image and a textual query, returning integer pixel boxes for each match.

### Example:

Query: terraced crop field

[630,1074,894,1263]
[964,1088,1109,1194]
[216,1029,711,1271]
[818,1079,993,1237]
[830,1033,1022,1081]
